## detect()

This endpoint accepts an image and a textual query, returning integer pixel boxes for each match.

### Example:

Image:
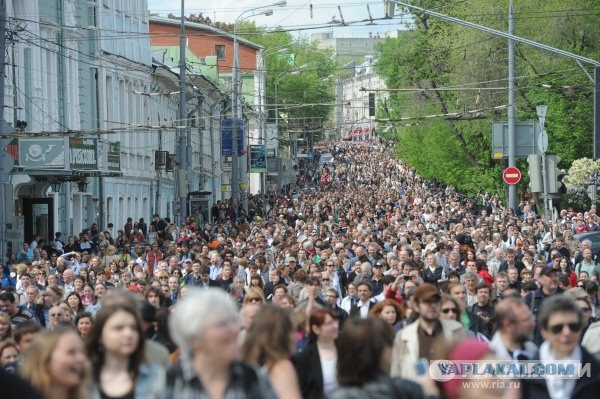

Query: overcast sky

[148,0,406,38]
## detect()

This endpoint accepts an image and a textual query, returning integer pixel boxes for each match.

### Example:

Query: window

[215,45,225,60]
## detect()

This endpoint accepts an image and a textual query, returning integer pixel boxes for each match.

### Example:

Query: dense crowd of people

[1,138,600,399]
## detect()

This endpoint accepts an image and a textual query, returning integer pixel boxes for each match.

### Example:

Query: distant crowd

[1,138,599,399]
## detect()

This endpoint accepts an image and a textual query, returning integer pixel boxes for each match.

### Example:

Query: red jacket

[478,270,495,289]
[146,250,164,275]
[384,287,403,304]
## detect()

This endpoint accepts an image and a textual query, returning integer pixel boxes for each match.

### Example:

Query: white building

[335,56,388,141]
[2,0,221,252]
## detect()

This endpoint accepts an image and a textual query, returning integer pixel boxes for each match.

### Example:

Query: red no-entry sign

[503,167,521,185]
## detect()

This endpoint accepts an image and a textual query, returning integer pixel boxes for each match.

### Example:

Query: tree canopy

[375,0,600,195]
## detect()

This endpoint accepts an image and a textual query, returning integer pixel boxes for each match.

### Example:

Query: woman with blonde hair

[243,287,266,305]
[20,326,90,399]
[241,304,302,399]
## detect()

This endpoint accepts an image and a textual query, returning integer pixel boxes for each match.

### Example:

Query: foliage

[167,13,234,32]
[240,22,338,142]
[375,0,600,196]
[561,187,591,211]
[169,16,338,143]
[563,158,600,187]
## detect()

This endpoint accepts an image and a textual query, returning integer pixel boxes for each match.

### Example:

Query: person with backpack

[575,248,600,280]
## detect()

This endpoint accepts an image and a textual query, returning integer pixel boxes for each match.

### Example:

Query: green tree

[239,22,338,143]
[376,0,600,196]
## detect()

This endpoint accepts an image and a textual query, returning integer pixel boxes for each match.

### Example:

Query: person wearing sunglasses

[523,295,600,399]
[438,294,462,323]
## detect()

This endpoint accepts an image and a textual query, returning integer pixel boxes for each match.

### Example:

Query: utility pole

[231,34,240,210]
[507,0,516,211]
[537,105,549,224]
[595,66,600,159]
[0,0,12,262]
[177,0,188,225]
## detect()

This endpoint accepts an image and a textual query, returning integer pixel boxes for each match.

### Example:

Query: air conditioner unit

[166,154,176,172]
[155,151,167,169]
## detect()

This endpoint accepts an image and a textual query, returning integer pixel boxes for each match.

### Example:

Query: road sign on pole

[503,167,521,185]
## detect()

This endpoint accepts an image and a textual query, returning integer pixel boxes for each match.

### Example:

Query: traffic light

[546,155,565,194]
[527,154,542,193]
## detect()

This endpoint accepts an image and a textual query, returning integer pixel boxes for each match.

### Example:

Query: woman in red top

[476,259,495,289]
[558,256,578,287]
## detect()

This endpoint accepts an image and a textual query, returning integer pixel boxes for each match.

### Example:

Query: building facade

[335,56,388,141]
[1,1,224,254]
[149,17,266,198]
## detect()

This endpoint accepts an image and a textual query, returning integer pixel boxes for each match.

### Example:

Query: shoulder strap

[529,291,536,315]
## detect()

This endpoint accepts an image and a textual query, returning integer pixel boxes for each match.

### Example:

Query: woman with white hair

[166,288,277,399]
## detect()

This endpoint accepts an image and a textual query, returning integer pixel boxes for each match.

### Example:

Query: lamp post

[232,1,286,215]
[536,105,549,223]
[274,66,307,190]
[255,46,288,206]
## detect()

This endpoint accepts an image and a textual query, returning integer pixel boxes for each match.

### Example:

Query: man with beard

[391,284,464,380]
[489,297,538,361]
[525,267,564,345]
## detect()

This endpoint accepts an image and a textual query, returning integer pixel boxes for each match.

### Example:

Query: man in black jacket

[498,248,526,275]
[324,288,348,328]
[522,295,600,399]
[470,283,494,338]
[524,267,564,345]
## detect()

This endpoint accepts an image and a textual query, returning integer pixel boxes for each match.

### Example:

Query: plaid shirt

[165,360,277,399]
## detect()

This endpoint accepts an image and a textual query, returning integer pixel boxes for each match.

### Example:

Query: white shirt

[539,341,581,399]
[357,300,371,319]
[320,357,338,394]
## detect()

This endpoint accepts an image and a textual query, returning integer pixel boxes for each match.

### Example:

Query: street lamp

[536,105,549,222]
[255,45,290,199]
[274,65,308,130]
[274,67,306,190]
[232,1,286,213]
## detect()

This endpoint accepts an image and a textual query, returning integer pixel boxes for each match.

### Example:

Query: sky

[148,0,407,38]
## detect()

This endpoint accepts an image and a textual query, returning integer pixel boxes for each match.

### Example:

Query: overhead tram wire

[8,6,600,37]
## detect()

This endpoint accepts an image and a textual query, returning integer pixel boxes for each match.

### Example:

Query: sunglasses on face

[548,322,582,334]
[248,297,262,303]
[441,307,458,314]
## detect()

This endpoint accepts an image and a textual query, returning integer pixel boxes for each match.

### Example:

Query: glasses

[548,322,582,334]
[441,307,458,314]
[326,264,334,267]
[322,278,330,282]
[159,276,168,280]
[248,297,262,303]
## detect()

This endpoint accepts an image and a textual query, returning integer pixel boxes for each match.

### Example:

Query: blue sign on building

[221,119,245,156]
